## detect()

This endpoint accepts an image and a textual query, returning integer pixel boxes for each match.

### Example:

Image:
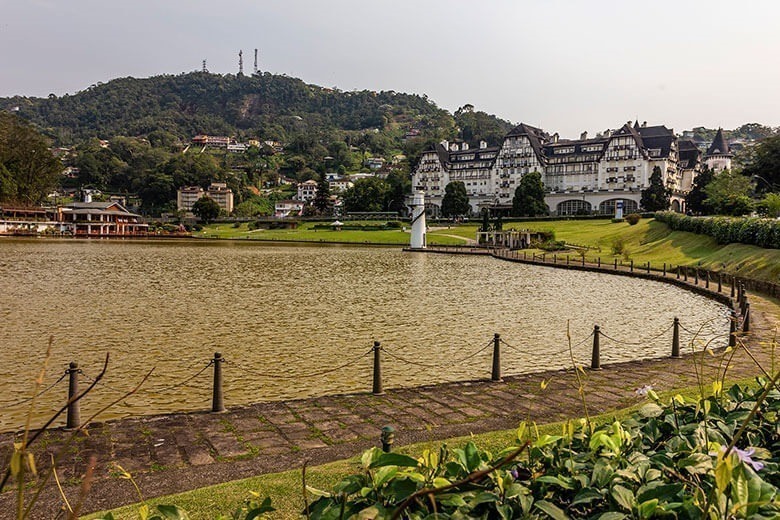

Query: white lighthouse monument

[409,191,427,249]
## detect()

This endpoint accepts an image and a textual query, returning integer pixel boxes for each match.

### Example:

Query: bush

[611,218,625,223]
[655,211,780,248]
[625,213,641,225]
[611,236,626,255]
[303,379,780,519]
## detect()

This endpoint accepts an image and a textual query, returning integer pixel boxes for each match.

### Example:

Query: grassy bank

[84,376,758,519]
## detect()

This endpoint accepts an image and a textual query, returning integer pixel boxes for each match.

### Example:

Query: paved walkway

[1,291,777,518]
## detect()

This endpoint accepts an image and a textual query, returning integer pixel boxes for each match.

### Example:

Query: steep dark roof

[505,123,550,163]
[542,137,609,160]
[678,139,701,169]
[637,125,676,159]
[706,128,732,157]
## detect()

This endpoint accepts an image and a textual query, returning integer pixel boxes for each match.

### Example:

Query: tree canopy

[704,170,754,216]
[512,171,548,216]
[640,166,670,212]
[441,181,471,217]
[685,165,714,215]
[0,113,62,204]
[191,196,221,223]
[741,135,780,193]
[342,177,392,213]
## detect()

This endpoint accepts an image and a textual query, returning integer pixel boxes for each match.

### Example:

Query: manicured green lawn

[194,222,467,246]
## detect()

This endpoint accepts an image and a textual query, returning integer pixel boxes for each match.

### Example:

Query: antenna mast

[254,49,258,74]
[238,50,243,75]
[202,59,207,73]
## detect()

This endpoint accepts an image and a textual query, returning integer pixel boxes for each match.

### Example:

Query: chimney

[450,143,459,151]
[580,131,588,140]
[440,139,449,150]
[642,121,647,127]
[480,140,487,149]
[462,142,469,150]
[553,132,559,143]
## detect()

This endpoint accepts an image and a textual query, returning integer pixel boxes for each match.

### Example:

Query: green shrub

[625,213,641,225]
[655,211,780,248]
[611,236,626,255]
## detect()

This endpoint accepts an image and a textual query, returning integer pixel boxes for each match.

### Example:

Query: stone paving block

[206,432,248,458]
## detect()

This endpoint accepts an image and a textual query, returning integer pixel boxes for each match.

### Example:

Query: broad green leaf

[637,498,658,518]
[361,447,382,469]
[595,513,627,520]
[536,475,573,490]
[372,466,397,487]
[470,491,500,505]
[533,434,563,448]
[139,504,150,520]
[432,477,451,488]
[369,452,419,469]
[611,485,635,512]
[678,453,713,475]
[638,403,663,418]
[534,499,570,520]
[715,459,731,492]
[463,441,481,472]
[571,487,603,506]
[10,451,21,477]
[636,483,683,503]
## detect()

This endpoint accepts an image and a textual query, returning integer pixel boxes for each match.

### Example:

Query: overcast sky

[2,0,779,137]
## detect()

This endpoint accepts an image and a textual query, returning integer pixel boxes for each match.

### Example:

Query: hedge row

[655,211,780,249]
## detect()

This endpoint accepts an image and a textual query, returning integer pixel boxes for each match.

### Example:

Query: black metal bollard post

[372,341,384,396]
[718,273,722,293]
[646,261,650,274]
[491,333,502,382]
[614,259,618,270]
[705,271,710,289]
[554,254,557,264]
[582,255,585,267]
[380,425,395,452]
[566,255,569,266]
[729,312,737,347]
[671,318,681,358]
[743,303,750,332]
[630,260,634,272]
[694,269,698,285]
[731,277,736,298]
[211,352,225,413]
[523,251,527,260]
[683,267,688,282]
[663,263,666,277]
[676,265,680,279]
[66,362,80,430]
[598,257,601,268]
[590,325,601,370]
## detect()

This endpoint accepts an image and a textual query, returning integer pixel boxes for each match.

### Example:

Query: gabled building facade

[412,120,721,216]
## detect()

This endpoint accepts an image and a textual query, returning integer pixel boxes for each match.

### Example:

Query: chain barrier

[151,360,214,395]
[1,371,68,409]
[80,371,131,395]
[501,332,592,359]
[599,322,674,347]
[228,347,374,380]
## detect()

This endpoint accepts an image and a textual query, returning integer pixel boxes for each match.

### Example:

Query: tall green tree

[312,172,332,215]
[191,196,221,223]
[741,135,780,192]
[441,181,471,217]
[704,170,754,216]
[0,113,62,204]
[342,177,391,213]
[685,165,714,215]
[640,166,671,211]
[512,171,548,216]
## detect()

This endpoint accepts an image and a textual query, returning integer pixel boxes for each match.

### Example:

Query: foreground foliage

[304,378,779,519]
[655,211,780,249]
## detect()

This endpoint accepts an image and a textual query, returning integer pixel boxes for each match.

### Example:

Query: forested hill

[0,71,513,147]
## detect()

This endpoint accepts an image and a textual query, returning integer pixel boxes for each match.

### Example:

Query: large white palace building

[412,121,732,216]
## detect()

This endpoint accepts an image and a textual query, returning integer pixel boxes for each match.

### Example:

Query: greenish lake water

[0,239,729,431]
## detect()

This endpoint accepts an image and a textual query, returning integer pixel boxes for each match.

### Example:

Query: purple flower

[733,447,764,472]
[509,468,519,480]
[635,385,653,396]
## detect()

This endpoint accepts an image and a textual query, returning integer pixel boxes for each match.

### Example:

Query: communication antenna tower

[238,50,243,75]
[254,49,258,74]
[202,59,207,73]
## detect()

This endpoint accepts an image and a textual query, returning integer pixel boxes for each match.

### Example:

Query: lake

[0,239,729,431]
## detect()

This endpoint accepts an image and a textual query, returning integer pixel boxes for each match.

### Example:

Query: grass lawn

[194,222,467,246]
[84,373,759,520]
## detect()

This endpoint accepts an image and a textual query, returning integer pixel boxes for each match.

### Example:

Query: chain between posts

[1,371,69,409]
[228,347,375,380]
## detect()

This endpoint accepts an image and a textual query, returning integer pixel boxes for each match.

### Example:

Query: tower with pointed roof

[704,128,733,173]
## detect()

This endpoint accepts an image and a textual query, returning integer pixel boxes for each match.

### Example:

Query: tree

[757,192,780,218]
[341,177,391,213]
[685,165,714,215]
[386,170,410,215]
[191,196,221,223]
[741,135,780,193]
[512,171,548,216]
[640,166,671,211]
[703,170,754,216]
[0,113,62,204]
[441,181,471,217]
[312,172,331,215]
